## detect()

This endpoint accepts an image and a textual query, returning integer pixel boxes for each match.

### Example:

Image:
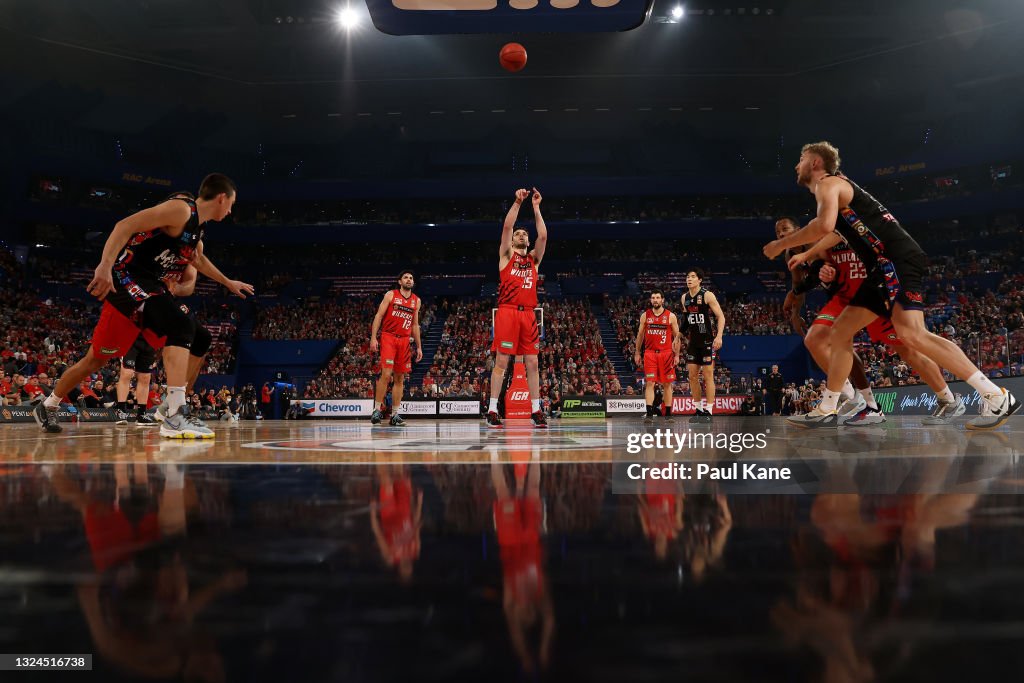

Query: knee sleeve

[190,323,212,358]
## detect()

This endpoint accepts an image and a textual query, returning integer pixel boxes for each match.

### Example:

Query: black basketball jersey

[110,193,203,308]
[682,288,714,337]
[827,173,925,269]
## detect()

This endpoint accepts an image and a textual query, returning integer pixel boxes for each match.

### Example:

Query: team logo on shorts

[100,347,119,355]
[703,356,713,363]
[905,291,923,304]
[385,359,394,365]
[646,373,656,378]
[501,342,514,349]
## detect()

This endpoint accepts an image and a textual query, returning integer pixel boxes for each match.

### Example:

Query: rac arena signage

[365,0,653,34]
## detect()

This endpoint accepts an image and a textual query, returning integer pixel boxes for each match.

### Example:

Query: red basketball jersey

[498,252,538,308]
[828,243,870,299]
[381,290,419,336]
[644,308,673,352]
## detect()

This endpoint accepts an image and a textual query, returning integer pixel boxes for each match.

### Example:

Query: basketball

[499,42,527,72]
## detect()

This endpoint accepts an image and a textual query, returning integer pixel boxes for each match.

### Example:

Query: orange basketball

[499,43,527,72]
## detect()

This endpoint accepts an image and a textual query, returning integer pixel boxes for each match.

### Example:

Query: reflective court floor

[2,417,1024,681]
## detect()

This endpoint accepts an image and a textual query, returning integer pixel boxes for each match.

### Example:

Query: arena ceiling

[0,0,1021,150]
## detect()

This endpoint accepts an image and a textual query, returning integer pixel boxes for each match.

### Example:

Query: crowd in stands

[32,158,1019,226]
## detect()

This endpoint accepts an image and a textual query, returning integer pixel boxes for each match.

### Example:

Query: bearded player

[487,188,548,429]
[369,270,423,427]
[634,289,681,423]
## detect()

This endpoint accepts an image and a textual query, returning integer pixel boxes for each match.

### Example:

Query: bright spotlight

[337,6,359,29]
[671,5,684,19]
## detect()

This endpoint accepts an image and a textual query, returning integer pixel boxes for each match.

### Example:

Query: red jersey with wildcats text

[828,242,870,299]
[498,252,538,308]
[644,309,673,352]
[381,290,419,336]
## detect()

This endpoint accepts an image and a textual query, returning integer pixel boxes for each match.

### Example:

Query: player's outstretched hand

[87,265,114,300]
[226,280,255,299]
[515,188,529,203]
[763,240,784,260]
[531,187,542,206]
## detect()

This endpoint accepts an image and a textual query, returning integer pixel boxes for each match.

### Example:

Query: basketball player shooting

[487,188,548,429]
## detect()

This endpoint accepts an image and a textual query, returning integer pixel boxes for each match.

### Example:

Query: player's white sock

[841,380,856,401]
[167,386,186,415]
[531,399,541,413]
[966,372,1002,408]
[819,389,841,413]
[43,393,62,409]
[706,403,714,415]
[489,398,499,413]
[699,398,707,411]
[859,388,878,410]
[937,386,955,403]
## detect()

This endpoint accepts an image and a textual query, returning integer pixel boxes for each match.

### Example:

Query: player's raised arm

[500,189,530,262]
[369,290,395,353]
[530,188,547,268]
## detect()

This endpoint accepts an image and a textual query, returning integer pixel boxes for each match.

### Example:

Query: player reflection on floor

[369,461,423,583]
[635,459,733,580]
[490,448,555,674]
[49,462,246,682]
[771,446,1008,682]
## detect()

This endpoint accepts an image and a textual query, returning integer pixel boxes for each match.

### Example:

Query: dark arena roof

[0,0,1022,179]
